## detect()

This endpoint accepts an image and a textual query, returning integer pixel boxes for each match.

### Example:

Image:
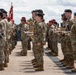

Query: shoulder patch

[38,22,45,28]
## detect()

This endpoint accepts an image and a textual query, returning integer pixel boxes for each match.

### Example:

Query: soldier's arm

[36,24,45,45]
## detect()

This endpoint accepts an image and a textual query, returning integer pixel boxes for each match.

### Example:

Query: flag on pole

[9,2,13,20]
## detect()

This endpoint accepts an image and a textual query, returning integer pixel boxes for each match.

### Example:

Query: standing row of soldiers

[0,9,17,71]
[20,9,46,71]
[20,9,76,72]
[47,9,76,72]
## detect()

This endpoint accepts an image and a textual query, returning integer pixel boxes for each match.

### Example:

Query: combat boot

[32,62,37,65]
[66,66,74,69]
[66,61,74,69]
[0,64,4,71]
[71,68,76,72]
[62,61,68,66]
[50,51,54,55]
[20,52,27,56]
[33,65,39,68]
[4,63,8,67]
[59,58,65,62]
[35,65,44,71]
[31,58,36,63]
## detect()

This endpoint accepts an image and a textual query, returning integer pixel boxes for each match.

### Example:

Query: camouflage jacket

[71,20,76,44]
[21,24,29,40]
[0,19,11,41]
[33,21,46,45]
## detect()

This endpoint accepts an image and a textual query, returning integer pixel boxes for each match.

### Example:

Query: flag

[9,2,13,20]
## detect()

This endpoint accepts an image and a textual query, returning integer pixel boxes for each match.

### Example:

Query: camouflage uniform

[46,25,51,49]
[48,26,53,52]
[49,25,58,56]
[60,22,68,62]
[8,21,14,54]
[1,19,11,66]
[28,18,35,50]
[33,21,46,67]
[8,23,17,54]
[71,20,76,59]
[28,19,36,60]
[60,20,74,68]
[52,31,58,56]
[21,24,29,56]
[11,24,17,50]
[0,22,5,70]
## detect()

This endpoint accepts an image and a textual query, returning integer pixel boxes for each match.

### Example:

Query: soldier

[32,9,46,65]
[60,13,67,63]
[46,22,52,50]
[9,20,17,54]
[0,12,5,70]
[11,23,17,50]
[29,10,37,63]
[20,17,29,56]
[71,12,76,72]
[48,19,58,56]
[0,9,12,67]
[33,10,46,71]
[51,19,58,56]
[27,10,37,51]
[60,9,74,69]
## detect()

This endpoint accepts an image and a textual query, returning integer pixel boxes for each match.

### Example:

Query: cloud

[0,0,76,24]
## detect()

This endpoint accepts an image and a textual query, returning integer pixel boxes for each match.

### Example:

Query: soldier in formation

[0,9,17,71]
[20,17,29,56]
[32,10,46,71]
[47,19,58,56]
[70,13,76,72]
[60,9,74,69]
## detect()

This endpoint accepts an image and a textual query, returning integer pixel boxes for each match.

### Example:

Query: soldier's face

[21,21,25,25]
[35,16,41,22]
[65,12,72,19]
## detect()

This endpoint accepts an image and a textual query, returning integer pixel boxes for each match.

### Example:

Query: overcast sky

[0,0,76,24]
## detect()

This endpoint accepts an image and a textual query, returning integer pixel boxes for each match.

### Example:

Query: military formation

[0,9,17,71]
[0,8,76,73]
[46,9,76,72]
[19,10,46,71]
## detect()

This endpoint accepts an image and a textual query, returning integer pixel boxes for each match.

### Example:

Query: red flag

[9,3,13,20]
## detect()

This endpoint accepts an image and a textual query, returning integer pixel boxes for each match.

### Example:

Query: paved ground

[0,42,76,75]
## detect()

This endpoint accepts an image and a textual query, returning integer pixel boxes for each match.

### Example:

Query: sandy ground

[0,42,76,75]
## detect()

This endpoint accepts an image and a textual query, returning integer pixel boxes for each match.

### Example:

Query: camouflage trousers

[0,39,5,64]
[28,37,31,50]
[47,38,51,49]
[33,43,44,66]
[21,38,29,55]
[8,38,13,54]
[51,32,58,55]
[65,34,74,65]
[32,43,36,59]
[4,41,9,63]
[61,33,67,57]
[71,41,76,60]
[11,36,17,50]
[9,36,17,54]
[49,31,53,51]
[49,38,53,51]
[61,33,74,66]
